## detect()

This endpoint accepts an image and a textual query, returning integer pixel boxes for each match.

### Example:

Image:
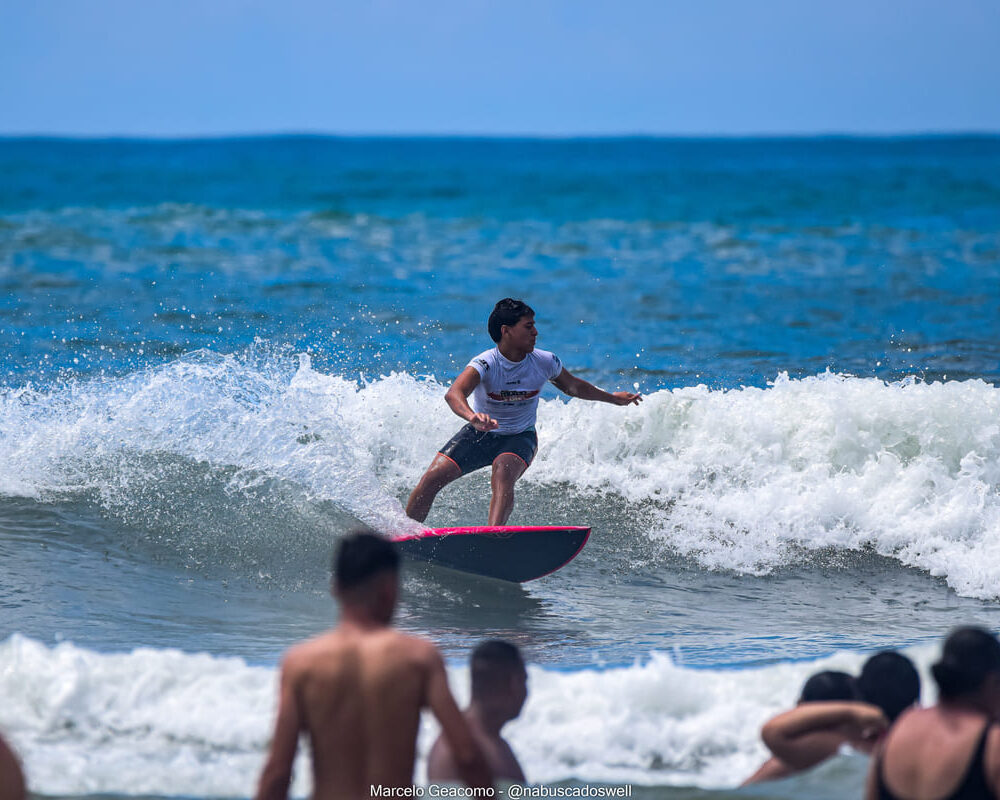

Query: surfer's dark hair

[799,670,859,703]
[488,298,534,343]
[333,530,399,590]
[470,639,524,698]
[932,626,1000,700]
[857,651,921,722]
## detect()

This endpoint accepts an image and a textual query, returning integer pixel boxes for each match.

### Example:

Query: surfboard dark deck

[391,525,590,583]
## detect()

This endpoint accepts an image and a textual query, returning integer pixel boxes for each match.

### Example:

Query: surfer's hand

[612,391,642,406]
[469,413,499,431]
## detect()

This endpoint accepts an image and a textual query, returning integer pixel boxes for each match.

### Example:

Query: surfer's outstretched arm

[551,368,642,406]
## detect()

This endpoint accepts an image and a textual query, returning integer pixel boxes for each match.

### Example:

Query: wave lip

[3,356,1000,596]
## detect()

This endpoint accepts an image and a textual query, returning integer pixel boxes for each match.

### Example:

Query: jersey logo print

[487,389,540,402]
[475,358,490,371]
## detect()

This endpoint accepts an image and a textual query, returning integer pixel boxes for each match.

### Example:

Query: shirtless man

[255,532,492,800]
[406,298,641,525]
[427,640,527,785]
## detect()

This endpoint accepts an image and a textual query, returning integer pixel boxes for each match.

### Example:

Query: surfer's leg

[405,454,462,522]
[488,453,527,526]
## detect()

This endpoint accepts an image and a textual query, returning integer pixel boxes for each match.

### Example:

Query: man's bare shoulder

[393,630,440,658]
[283,628,439,668]
[363,628,442,665]
[281,631,354,671]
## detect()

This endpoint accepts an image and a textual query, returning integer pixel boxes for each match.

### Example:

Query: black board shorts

[437,424,538,475]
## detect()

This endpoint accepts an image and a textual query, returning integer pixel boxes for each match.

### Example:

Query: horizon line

[2,129,1000,143]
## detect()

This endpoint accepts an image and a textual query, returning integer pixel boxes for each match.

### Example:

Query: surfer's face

[503,314,537,352]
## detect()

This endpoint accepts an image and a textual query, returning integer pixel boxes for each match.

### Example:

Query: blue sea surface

[3,136,999,388]
[2,135,1000,798]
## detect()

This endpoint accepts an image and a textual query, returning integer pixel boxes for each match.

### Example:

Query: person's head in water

[798,670,859,703]
[932,626,1000,714]
[470,640,528,721]
[332,530,400,624]
[488,299,536,350]
[857,651,921,722]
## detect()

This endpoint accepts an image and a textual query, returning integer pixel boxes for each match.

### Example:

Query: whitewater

[0,634,943,797]
[3,353,1000,599]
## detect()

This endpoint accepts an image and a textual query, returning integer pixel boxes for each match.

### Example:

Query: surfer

[255,532,492,800]
[406,298,641,525]
[427,640,528,785]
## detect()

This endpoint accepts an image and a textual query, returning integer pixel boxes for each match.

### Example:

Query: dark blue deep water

[3,136,999,388]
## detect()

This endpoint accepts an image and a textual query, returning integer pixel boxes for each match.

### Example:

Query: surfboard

[391,525,590,583]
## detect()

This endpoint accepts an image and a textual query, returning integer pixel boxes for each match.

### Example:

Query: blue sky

[3,0,999,136]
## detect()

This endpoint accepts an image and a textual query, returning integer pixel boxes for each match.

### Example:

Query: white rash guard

[467,347,563,434]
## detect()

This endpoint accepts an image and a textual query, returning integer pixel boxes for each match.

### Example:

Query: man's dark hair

[799,670,859,703]
[932,626,1000,700]
[333,530,399,591]
[857,651,921,722]
[470,640,524,698]
[488,299,534,344]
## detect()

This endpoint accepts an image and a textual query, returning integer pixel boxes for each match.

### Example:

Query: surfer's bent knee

[430,453,462,481]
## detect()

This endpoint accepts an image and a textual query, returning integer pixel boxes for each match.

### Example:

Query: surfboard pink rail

[392,525,589,542]
[391,525,591,582]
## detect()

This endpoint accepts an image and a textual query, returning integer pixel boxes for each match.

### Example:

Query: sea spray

[3,354,1000,596]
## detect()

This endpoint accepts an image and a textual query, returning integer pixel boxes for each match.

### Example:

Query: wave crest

[3,354,1000,596]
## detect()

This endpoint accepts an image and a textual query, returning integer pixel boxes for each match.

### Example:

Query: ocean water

[2,135,1000,798]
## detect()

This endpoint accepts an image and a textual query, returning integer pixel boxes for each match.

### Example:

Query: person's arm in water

[255,654,304,800]
[445,367,498,431]
[424,647,493,789]
[741,756,798,786]
[761,701,888,771]
[551,369,641,406]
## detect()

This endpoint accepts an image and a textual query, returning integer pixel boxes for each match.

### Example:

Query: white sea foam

[0,348,423,536]
[530,371,1000,598]
[0,635,935,796]
[2,353,1000,596]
